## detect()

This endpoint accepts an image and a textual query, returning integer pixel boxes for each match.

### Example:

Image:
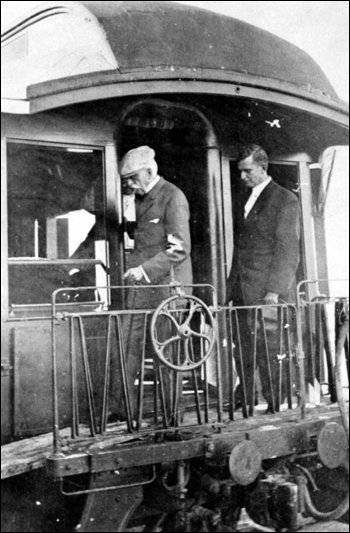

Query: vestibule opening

[118,99,225,304]
[229,159,305,288]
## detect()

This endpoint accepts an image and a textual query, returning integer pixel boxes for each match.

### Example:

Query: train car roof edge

[1,0,349,118]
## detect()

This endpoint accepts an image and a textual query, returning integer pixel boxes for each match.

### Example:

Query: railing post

[51,290,62,454]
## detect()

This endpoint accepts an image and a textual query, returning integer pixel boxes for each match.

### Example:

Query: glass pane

[7,142,107,308]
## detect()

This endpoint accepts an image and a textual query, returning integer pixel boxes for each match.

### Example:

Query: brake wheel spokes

[150,295,216,371]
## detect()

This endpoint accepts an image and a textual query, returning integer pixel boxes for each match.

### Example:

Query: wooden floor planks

[1,401,346,480]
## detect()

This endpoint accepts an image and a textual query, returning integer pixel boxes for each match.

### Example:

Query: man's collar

[144,175,160,194]
[252,176,272,195]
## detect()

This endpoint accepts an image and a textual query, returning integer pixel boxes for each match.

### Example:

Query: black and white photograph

[1,1,349,531]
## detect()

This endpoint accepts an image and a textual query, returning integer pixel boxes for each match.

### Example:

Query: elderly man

[227,144,300,414]
[121,145,192,305]
[114,146,192,423]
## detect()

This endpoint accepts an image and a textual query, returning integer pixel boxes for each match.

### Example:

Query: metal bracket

[59,464,156,496]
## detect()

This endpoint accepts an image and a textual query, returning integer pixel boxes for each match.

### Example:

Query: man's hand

[123,267,144,284]
[264,292,279,304]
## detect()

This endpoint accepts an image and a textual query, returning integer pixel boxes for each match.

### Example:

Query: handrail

[50,282,349,456]
[297,278,349,307]
[8,258,108,272]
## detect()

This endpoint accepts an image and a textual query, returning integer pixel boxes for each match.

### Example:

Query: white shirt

[244,177,272,218]
[123,194,136,249]
[139,175,160,283]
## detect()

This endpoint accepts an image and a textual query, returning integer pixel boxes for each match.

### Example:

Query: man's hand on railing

[123,267,145,284]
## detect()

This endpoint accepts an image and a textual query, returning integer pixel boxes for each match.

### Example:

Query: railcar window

[7,142,107,313]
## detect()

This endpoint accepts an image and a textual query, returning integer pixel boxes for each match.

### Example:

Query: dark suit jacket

[126,177,192,308]
[227,179,300,305]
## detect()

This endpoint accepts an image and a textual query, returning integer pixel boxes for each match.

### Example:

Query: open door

[118,99,225,304]
[118,99,230,400]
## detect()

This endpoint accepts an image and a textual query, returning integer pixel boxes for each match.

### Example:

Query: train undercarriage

[1,288,349,532]
[1,406,349,532]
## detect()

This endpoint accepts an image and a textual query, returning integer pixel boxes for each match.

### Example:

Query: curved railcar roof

[1,1,348,116]
[81,0,337,98]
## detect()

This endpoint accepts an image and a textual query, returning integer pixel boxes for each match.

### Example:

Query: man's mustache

[122,185,136,194]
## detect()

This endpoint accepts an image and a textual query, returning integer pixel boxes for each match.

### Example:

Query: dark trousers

[111,311,183,423]
[231,283,291,412]
[249,306,288,411]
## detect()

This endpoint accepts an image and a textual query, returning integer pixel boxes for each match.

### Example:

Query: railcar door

[228,157,305,284]
[3,140,109,438]
[117,99,226,305]
[116,99,229,402]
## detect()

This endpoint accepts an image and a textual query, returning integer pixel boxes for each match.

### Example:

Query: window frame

[4,137,115,319]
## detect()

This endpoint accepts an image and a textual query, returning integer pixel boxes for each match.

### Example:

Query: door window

[7,142,107,313]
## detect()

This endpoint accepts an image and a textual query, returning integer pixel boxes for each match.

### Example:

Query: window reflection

[7,143,107,309]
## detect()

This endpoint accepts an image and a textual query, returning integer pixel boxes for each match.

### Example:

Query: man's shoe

[234,393,259,411]
[234,399,243,411]
[107,412,127,424]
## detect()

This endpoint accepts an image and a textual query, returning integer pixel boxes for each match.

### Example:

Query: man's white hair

[148,159,158,177]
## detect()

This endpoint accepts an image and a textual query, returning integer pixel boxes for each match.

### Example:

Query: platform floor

[2,398,348,480]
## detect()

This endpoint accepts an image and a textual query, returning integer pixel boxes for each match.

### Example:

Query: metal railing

[220,302,298,419]
[297,279,349,416]
[50,281,349,453]
[51,284,219,452]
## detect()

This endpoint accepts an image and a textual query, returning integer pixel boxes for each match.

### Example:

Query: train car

[1,1,349,531]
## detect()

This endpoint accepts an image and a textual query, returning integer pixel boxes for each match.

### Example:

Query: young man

[227,144,300,413]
